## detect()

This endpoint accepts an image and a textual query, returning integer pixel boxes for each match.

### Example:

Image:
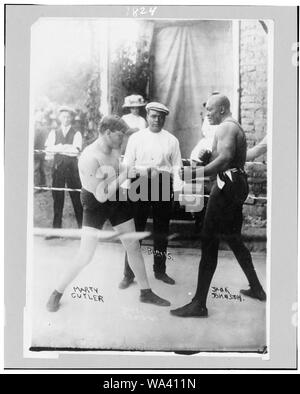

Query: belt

[217,168,245,189]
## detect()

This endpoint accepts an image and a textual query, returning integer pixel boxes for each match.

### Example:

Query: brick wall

[240,21,268,224]
[240,20,268,148]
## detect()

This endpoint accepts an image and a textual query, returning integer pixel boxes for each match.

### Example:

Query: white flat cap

[146,102,169,115]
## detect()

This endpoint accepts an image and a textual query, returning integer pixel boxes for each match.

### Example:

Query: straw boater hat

[58,106,76,115]
[122,95,146,108]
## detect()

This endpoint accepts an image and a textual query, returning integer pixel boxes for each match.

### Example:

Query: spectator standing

[44,106,83,237]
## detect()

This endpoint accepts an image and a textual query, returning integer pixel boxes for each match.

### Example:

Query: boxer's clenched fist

[198,149,212,165]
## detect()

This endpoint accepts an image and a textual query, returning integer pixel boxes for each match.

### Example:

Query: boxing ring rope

[33,187,267,202]
[34,227,151,241]
[33,149,267,240]
[34,149,267,202]
[34,149,267,165]
[33,227,184,241]
[35,186,82,192]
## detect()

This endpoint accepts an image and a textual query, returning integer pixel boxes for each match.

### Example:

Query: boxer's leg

[226,235,266,301]
[121,201,150,288]
[170,239,217,317]
[115,218,170,306]
[170,184,221,317]
[46,226,99,311]
[47,189,105,311]
[193,235,220,307]
[223,173,266,301]
[116,219,149,290]
[56,227,98,293]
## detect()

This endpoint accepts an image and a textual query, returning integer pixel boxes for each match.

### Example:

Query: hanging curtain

[150,21,234,158]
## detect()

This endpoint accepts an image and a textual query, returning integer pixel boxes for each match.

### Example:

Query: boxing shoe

[118,276,135,289]
[46,290,63,312]
[154,272,175,285]
[140,289,171,307]
[170,300,208,318]
[240,287,266,301]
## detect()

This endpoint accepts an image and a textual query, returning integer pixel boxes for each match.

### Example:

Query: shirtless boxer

[46,115,170,312]
[171,94,266,318]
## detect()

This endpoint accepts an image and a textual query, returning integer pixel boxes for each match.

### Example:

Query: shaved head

[205,94,231,125]
[207,94,231,111]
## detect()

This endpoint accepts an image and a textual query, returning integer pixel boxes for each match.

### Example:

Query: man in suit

[45,106,83,236]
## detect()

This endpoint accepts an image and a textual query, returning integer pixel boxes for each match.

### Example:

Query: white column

[98,20,110,116]
[232,20,240,121]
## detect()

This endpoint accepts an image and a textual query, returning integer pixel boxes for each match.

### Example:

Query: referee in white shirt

[45,106,83,234]
[119,102,183,288]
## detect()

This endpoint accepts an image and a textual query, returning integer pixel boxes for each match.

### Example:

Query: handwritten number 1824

[126,6,158,17]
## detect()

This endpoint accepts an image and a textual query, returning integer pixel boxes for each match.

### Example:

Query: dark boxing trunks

[81,188,133,229]
[202,170,249,237]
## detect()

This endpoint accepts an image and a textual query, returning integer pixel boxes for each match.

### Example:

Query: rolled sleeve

[44,130,55,148]
[171,139,183,192]
[123,134,136,167]
[73,131,83,151]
